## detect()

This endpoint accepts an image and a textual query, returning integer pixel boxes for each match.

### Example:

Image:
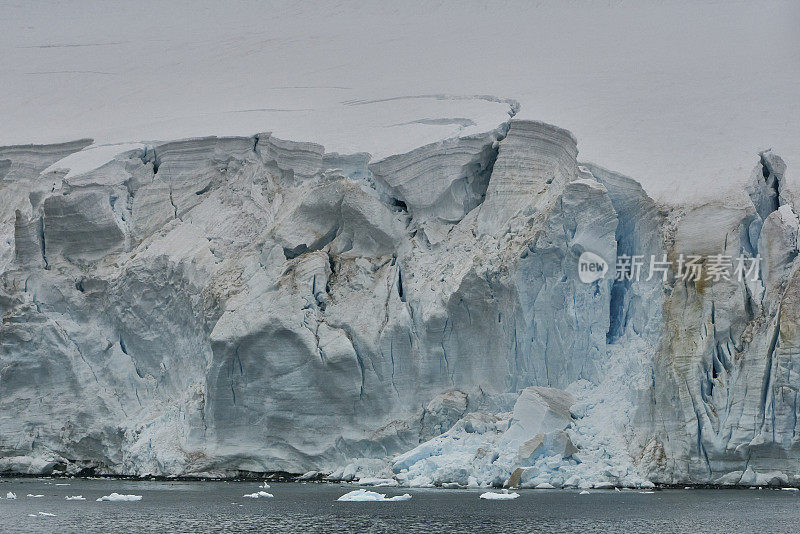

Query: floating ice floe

[96,493,142,502]
[38,512,56,517]
[479,491,519,500]
[5,492,16,499]
[579,490,591,495]
[337,489,411,502]
[259,482,271,489]
[781,488,799,491]
[243,491,273,499]
[55,483,70,486]
[27,494,44,498]
[65,496,86,501]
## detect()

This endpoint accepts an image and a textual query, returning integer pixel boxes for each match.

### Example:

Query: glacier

[1,104,799,489]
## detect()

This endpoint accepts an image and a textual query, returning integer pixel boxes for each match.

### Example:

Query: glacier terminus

[1,97,799,490]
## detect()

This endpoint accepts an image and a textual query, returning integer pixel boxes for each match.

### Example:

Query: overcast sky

[2,0,798,201]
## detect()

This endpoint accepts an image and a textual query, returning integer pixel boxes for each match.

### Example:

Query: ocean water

[2,478,799,533]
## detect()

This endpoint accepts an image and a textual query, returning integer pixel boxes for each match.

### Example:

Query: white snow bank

[96,493,142,502]
[43,143,144,179]
[65,495,86,500]
[479,491,519,500]
[337,489,411,502]
[243,491,273,499]
[4,2,797,202]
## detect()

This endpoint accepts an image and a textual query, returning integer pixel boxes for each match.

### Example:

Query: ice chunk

[5,492,16,499]
[243,491,273,498]
[38,512,56,517]
[479,491,519,500]
[27,494,44,497]
[96,493,142,502]
[65,495,86,500]
[337,489,411,502]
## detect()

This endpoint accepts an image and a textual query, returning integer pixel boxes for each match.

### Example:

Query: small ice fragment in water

[38,512,56,517]
[243,491,273,498]
[259,482,270,489]
[96,493,142,502]
[6,492,16,499]
[781,488,798,491]
[27,494,44,498]
[479,491,519,500]
[337,489,412,502]
[65,495,86,500]
[579,490,591,495]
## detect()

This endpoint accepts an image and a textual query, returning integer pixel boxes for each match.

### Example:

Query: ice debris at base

[65,495,86,500]
[96,493,142,502]
[356,478,399,487]
[243,491,273,499]
[479,491,519,500]
[1,109,799,489]
[337,489,412,502]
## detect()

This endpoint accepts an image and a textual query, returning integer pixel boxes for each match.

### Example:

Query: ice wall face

[1,117,798,486]
[633,153,800,485]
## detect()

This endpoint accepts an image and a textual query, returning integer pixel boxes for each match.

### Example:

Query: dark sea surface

[1,478,799,533]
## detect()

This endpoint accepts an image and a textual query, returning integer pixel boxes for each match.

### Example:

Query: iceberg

[96,493,142,502]
[337,489,411,502]
[479,491,519,500]
[242,491,273,499]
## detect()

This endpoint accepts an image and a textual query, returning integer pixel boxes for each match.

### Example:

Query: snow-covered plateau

[1,98,799,489]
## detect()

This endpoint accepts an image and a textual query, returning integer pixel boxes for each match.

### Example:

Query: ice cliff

[1,108,799,488]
